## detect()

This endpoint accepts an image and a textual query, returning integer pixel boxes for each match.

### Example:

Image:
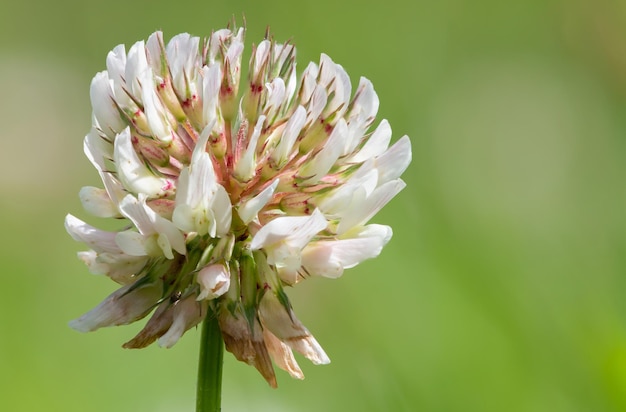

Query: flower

[66,25,411,387]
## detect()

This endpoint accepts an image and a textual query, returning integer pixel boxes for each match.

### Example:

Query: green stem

[196,308,224,412]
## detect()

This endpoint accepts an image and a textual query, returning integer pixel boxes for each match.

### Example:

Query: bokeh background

[1,0,625,411]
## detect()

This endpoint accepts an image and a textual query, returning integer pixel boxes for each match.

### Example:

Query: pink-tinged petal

[337,179,406,235]
[262,328,304,380]
[158,296,207,348]
[197,263,230,300]
[69,281,162,332]
[259,292,330,365]
[79,186,118,218]
[375,135,412,185]
[113,128,170,197]
[250,208,327,251]
[238,179,278,224]
[301,224,393,279]
[65,214,120,254]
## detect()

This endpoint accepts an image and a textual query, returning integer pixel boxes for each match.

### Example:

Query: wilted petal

[263,328,304,380]
[158,296,207,348]
[77,250,147,285]
[259,291,330,365]
[219,306,277,388]
[123,301,173,349]
[69,281,161,332]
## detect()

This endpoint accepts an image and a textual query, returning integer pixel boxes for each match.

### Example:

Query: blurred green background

[1,0,625,411]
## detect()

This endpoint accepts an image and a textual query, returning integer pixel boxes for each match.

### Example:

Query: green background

[1,0,625,410]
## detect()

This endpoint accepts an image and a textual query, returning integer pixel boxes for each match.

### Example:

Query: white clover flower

[66,25,411,387]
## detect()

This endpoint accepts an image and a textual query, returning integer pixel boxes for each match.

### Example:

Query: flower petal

[301,224,393,278]
[69,281,162,332]
[197,263,230,300]
[250,208,327,251]
[113,128,171,197]
[259,291,330,365]
[238,179,278,224]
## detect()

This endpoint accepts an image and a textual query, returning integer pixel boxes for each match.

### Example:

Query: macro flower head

[66,24,411,387]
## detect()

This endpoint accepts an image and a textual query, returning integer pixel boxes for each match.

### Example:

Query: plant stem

[196,309,224,412]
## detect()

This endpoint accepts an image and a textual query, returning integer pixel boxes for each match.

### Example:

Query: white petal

[234,115,265,181]
[118,194,155,235]
[119,194,186,256]
[69,281,161,332]
[298,118,347,182]
[317,169,378,215]
[319,54,351,119]
[337,179,406,234]
[202,64,222,126]
[271,105,306,167]
[349,119,392,163]
[113,128,170,197]
[375,135,412,185]
[64,214,120,254]
[212,185,233,237]
[196,264,230,300]
[140,69,172,142]
[305,84,327,126]
[115,230,149,256]
[250,209,327,251]
[343,77,379,155]
[238,179,278,224]
[90,71,125,138]
[125,40,148,99]
[301,224,392,278]
[79,186,118,218]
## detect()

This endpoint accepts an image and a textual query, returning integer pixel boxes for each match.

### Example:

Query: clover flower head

[66,25,411,387]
